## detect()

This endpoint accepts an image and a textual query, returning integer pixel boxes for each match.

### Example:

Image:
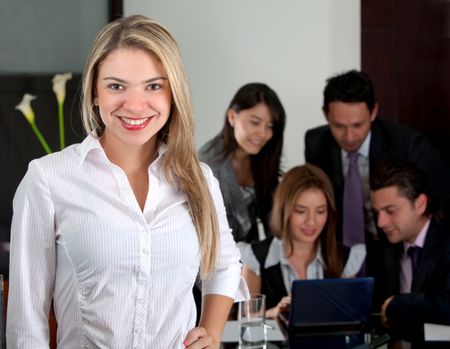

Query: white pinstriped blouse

[7,136,247,349]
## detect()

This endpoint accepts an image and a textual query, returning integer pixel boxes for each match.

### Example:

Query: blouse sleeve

[200,164,249,302]
[6,160,56,348]
[237,242,262,277]
[342,244,367,277]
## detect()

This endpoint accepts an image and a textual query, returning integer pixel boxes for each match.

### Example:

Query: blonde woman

[241,164,365,318]
[7,15,246,348]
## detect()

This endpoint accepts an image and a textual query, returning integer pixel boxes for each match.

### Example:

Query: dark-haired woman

[199,83,286,243]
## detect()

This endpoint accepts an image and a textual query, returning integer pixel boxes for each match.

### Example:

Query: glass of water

[238,293,266,348]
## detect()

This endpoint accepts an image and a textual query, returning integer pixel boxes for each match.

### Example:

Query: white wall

[125,0,360,170]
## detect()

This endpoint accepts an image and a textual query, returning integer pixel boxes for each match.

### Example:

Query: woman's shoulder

[198,137,224,163]
[28,142,82,172]
[15,142,83,201]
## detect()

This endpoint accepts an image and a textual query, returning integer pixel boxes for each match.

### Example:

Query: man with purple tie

[304,70,450,305]
[370,160,450,343]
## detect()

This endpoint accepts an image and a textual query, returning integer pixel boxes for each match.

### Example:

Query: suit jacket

[305,117,450,309]
[383,219,450,342]
[305,117,450,234]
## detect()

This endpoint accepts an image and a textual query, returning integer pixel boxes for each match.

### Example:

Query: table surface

[220,319,391,349]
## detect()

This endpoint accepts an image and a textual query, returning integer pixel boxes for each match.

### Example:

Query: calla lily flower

[15,93,52,154]
[52,72,72,149]
[15,94,37,123]
[52,73,72,105]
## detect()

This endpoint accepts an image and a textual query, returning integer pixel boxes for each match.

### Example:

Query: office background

[125,0,360,170]
[1,0,449,272]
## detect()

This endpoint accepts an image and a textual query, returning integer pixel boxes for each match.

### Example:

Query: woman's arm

[243,263,290,319]
[7,161,56,348]
[242,265,261,294]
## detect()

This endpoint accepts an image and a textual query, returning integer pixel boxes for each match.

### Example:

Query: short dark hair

[323,70,376,113]
[370,159,438,216]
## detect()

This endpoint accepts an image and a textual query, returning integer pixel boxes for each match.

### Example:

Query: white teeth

[120,117,149,126]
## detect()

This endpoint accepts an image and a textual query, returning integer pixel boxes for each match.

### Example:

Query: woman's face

[227,102,274,155]
[288,187,328,244]
[95,47,172,150]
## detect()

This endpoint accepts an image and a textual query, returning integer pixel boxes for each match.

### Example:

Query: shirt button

[142,248,149,255]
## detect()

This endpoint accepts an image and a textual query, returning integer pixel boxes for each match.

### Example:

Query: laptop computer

[279,277,374,336]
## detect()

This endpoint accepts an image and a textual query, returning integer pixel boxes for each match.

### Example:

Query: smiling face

[288,187,328,245]
[227,102,274,155]
[371,186,428,244]
[326,101,377,152]
[94,47,172,150]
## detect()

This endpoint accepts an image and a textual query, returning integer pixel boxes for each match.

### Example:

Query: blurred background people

[240,164,365,318]
[304,69,450,282]
[199,83,286,243]
[370,159,450,343]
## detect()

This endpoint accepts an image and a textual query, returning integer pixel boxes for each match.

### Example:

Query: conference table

[220,319,449,349]
[220,319,389,349]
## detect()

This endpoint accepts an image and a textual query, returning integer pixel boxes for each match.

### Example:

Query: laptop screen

[288,277,374,334]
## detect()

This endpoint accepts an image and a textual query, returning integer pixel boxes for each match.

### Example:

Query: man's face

[370,186,427,244]
[325,101,377,152]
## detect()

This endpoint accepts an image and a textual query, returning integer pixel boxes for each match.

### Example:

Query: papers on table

[424,323,450,341]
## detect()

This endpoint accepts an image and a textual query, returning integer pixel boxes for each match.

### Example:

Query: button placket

[133,228,151,348]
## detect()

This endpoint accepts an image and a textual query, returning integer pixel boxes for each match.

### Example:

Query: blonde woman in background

[7,15,246,349]
[240,164,365,318]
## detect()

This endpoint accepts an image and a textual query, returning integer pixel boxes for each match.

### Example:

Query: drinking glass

[238,293,266,348]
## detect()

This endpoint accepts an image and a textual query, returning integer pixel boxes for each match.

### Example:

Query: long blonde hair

[81,15,219,277]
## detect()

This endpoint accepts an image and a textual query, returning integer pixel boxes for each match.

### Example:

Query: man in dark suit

[304,70,450,285]
[370,160,450,343]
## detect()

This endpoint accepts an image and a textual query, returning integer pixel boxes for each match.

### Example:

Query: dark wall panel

[362,0,450,165]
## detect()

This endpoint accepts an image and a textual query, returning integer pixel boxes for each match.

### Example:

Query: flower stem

[29,121,52,154]
[58,102,65,149]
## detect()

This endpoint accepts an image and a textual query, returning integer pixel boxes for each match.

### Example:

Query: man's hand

[381,295,394,328]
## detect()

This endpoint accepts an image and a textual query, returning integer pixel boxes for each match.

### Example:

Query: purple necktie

[343,152,365,248]
[407,246,422,280]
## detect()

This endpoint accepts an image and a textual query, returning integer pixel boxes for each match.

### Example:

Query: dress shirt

[399,219,430,293]
[239,237,366,293]
[7,135,247,349]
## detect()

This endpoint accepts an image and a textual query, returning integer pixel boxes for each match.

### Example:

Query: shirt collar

[78,135,104,166]
[341,130,371,159]
[264,237,324,269]
[403,218,431,253]
[77,135,167,167]
[359,131,371,157]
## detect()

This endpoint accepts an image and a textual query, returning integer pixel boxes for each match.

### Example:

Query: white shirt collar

[341,130,372,159]
[264,237,324,269]
[78,135,167,167]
